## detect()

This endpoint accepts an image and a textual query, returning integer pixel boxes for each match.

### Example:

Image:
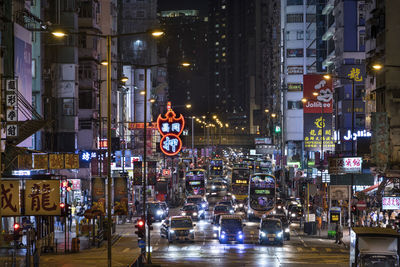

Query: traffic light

[60,203,66,216]
[135,218,145,239]
[66,181,73,192]
[275,125,281,133]
[13,223,22,241]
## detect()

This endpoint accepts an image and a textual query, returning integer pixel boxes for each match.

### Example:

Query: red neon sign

[157,102,185,156]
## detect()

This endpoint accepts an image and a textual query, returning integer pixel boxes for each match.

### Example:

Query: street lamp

[271,113,277,118]
[53,28,164,266]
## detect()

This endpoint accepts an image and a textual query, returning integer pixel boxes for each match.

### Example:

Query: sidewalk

[296,225,350,248]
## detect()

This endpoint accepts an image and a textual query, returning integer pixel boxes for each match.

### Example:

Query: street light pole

[106,35,112,267]
[192,117,195,164]
[143,66,150,263]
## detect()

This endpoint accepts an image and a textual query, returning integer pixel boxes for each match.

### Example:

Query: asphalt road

[147,202,349,267]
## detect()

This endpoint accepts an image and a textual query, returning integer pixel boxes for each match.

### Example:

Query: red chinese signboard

[303,74,333,113]
[25,180,60,215]
[157,102,185,156]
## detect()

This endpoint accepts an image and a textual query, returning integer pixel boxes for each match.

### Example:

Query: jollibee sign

[157,102,185,156]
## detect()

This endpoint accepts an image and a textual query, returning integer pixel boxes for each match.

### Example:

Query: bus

[185,169,207,196]
[155,176,170,202]
[256,159,273,174]
[231,167,250,209]
[243,158,255,173]
[247,173,276,220]
[209,158,223,178]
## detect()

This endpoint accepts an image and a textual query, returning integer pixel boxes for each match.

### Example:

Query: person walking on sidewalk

[335,222,343,244]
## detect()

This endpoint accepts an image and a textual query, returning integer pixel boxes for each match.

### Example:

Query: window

[306,14,315,23]
[286,31,291,41]
[287,65,303,75]
[221,35,226,39]
[287,14,303,23]
[287,0,303,6]
[79,119,92,130]
[355,114,365,128]
[287,49,303,57]
[306,48,316,57]
[62,98,75,116]
[296,31,304,40]
[287,101,303,110]
[79,35,87,48]
[32,59,36,78]
[79,2,92,17]
[79,91,93,109]
[359,30,365,50]
[139,74,144,81]
[136,10,145,18]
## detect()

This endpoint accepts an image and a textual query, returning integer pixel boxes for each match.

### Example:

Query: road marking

[296,247,303,252]
[311,247,317,252]
[340,249,348,253]
[326,248,332,252]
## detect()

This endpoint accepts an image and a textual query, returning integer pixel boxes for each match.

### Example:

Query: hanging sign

[157,102,185,156]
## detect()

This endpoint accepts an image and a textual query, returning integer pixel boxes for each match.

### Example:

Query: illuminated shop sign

[334,129,371,141]
[157,102,185,156]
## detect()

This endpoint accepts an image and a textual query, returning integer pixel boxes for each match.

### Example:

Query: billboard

[25,180,60,215]
[303,74,333,113]
[382,197,400,210]
[92,178,105,215]
[114,177,128,215]
[328,157,362,174]
[303,113,334,151]
[0,181,20,216]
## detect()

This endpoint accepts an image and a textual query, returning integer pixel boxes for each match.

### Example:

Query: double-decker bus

[243,158,255,173]
[209,158,223,178]
[155,176,170,202]
[256,159,273,174]
[185,169,207,196]
[247,173,276,220]
[231,167,250,209]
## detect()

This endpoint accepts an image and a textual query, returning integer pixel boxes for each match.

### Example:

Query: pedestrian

[335,222,343,244]
[322,210,327,229]
[317,216,322,236]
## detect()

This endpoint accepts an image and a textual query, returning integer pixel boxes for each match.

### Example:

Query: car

[160,202,169,218]
[267,214,290,240]
[160,216,195,243]
[288,205,303,223]
[218,215,245,244]
[181,203,205,220]
[146,201,164,222]
[186,195,209,211]
[207,180,228,197]
[217,200,235,214]
[258,218,284,246]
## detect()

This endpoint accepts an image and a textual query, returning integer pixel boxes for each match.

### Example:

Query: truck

[350,227,400,267]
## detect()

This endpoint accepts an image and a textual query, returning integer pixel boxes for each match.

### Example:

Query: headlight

[239,203,243,208]
[202,203,206,208]
[291,213,296,217]
[221,234,226,239]
[169,230,175,234]
[212,186,216,190]
[213,233,217,237]
[193,212,198,216]
[278,206,282,209]
[182,212,186,216]
[230,210,234,214]
[248,210,253,214]
[190,229,194,233]
[238,234,243,239]
[157,210,163,215]
[277,231,283,238]
[285,228,290,233]
[261,232,266,237]
[213,226,220,231]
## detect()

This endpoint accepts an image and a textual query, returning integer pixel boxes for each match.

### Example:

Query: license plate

[267,234,275,237]
[268,238,274,241]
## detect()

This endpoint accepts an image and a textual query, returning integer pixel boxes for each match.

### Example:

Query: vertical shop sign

[133,161,142,186]
[114,177,128,215]
[148,161,157,186]
[92,178,105,215]
[25,180,60,215]
[1,181,20,216]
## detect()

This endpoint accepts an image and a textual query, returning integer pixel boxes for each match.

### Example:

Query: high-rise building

[281,0,317,164]
[321,0,366,154]
[209,0,280,135]
[158,9,209,116]
[365,0,400,174]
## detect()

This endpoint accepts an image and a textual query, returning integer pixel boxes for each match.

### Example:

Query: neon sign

[157,102,185,156]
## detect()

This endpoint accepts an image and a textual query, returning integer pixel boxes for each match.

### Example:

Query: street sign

[356,201,367,211]
[138,239,145,248]
[328,157,362,174]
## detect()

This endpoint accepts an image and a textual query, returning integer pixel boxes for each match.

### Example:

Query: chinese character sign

[133,161,142,186]
[25,180,60,215]
[328,157,362,174]
[303,74,333,113]
[157,102,185,156]
[1,181,20,216]
[92,178,105,215]
[148,161,157,186]
[114,177,128,215]
[303,113,334,151]
[382,197,400,210]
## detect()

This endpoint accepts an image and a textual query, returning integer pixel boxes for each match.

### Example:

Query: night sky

[157,0,209,16]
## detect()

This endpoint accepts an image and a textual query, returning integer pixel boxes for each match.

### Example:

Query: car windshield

[213,182,224,186]
[360,255,398,267]
[171,219,192,228]
[262,220,281,230]
[182,205,197,211]
[219,201,231,207]
[221,219,242,229]
[187,197,202,203]
[215,206,229,212]
[147,203,160,210]
[291,207,302,213]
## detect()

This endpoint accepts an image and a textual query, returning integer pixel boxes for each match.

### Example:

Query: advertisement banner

[133,161,142,186]
[18,154,32,170]
[92,178,105,215]
[338,65,365,85]
[1,181,20,216]
[25,180,60,215]
[303,113,334,151]
[148,161,157,186]
[114,177,128,215]
[328,157,362,174]
[49,154,64,169]
[125,150,132,168]
[303,74,333,113]
[382,197,400,210]
[65,154,79,169]
[371,112,389,168]
[33,154,48,169]
[330,185,349,200]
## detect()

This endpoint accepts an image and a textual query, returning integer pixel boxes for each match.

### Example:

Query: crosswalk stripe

[340,249,347,253]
